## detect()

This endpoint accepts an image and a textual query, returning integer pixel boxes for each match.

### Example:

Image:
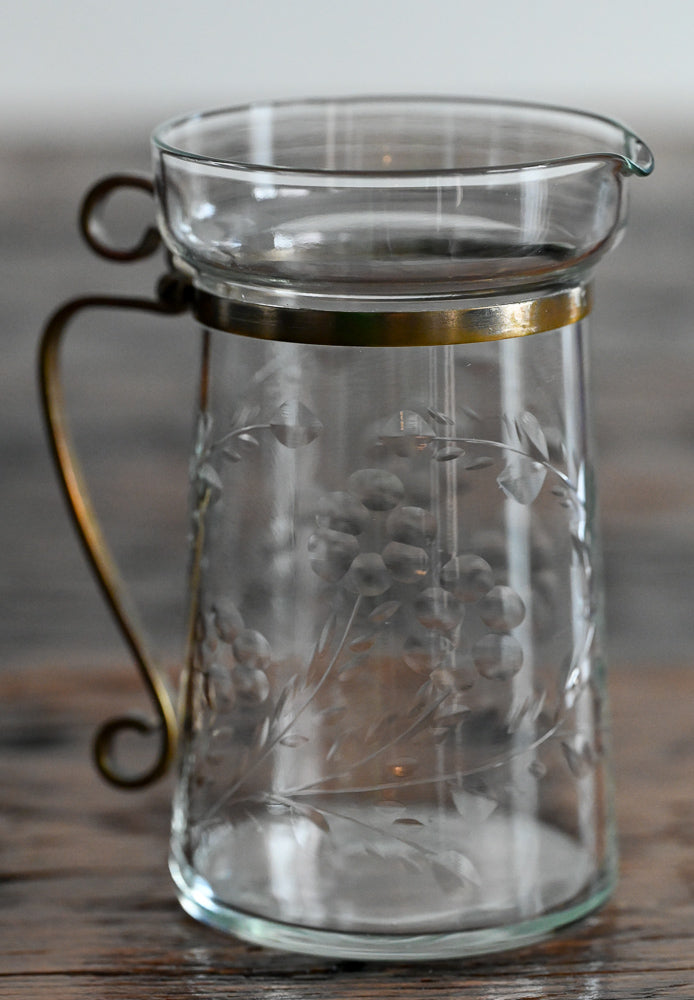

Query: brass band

[193,284,592,347]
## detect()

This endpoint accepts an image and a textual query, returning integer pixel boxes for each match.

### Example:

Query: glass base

[169,810,616,960]
[172,869,614,961]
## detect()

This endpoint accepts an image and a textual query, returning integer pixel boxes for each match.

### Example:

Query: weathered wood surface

[2,135,694,996]
[2,661,693,998]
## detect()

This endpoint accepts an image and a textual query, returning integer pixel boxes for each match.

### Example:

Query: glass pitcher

[39,97,653,960]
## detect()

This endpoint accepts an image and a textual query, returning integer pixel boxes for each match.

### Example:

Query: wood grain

[2,661,692,997]
[2,136,694,997]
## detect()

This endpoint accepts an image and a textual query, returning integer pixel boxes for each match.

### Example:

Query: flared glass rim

[152,94,654,180]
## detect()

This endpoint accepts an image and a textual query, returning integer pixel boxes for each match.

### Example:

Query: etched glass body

[170,321,612,958]
[153,97,652,959]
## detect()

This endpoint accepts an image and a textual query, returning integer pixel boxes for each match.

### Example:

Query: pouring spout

[621,131,655,177]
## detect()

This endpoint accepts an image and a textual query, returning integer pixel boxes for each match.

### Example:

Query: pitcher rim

[151,94,654,180]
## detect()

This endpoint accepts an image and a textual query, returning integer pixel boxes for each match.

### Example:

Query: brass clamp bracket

[38,175,191,788]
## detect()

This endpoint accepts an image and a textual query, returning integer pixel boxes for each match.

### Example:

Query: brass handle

[38,175,191,788]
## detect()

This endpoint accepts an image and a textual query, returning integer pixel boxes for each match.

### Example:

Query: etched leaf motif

[570,532,590,563]
[430,860,466,892]
[357,844,391,861]
[256,716,270,749]
[197,463,223,500]
[236,432,260,453]
[497,457,547,505]
[269,400,323,447]
[300,805,331,834]
[193,411,213,455]
[462,405,482,422]
[465,456,495,471]
[436,850,482,887]
[305,612,340,687]
[349,633,376,652]
[408,683,433,717]
[564,624,596,708]
[496,411,550,504]
[516,411,549,462]
[319,704,347,724]
[291,805,331,846]
[398,855,427,877]
[425,406,455,426]
[404,697,450,739]
[378,410,435,456]
[318,611,339,655]
[434,445,464,462]
[450,788,498,825]
[374,799,407,818]
[336,652,366,678]
[369,600,401,623]
[562,738,596,778]
[279,733,309,747]
[506,691,546,734]
[270,676,299,725]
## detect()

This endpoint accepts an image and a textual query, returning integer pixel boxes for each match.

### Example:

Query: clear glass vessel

[154,97,652,960]
[43,96,653,961]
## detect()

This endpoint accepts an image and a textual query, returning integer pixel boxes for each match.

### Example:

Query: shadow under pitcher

[39,96,653,960]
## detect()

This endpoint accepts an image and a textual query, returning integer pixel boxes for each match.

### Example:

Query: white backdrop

[2,0,691,141]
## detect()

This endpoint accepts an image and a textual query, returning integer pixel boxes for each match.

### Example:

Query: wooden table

[2,134,694,997]
[3,661,693,998]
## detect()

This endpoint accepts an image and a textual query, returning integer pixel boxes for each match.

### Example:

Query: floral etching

[188,398,598,857]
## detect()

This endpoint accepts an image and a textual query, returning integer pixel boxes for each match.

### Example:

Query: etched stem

[284,689,450,798]
[287,715,564,800]
[203,595,362,821]
[210,423,269,452]
[434,435,579,495]
[263,792,475,874]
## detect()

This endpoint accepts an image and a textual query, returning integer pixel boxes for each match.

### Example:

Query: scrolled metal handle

[79,174,161,262]
[38,175,191,788]
[39,292,186,788]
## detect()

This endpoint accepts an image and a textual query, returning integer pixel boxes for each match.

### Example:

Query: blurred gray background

[2,0,692,672]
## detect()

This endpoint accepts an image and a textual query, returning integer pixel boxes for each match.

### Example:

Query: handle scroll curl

[38,175,191,788]
[79,174,162,262]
